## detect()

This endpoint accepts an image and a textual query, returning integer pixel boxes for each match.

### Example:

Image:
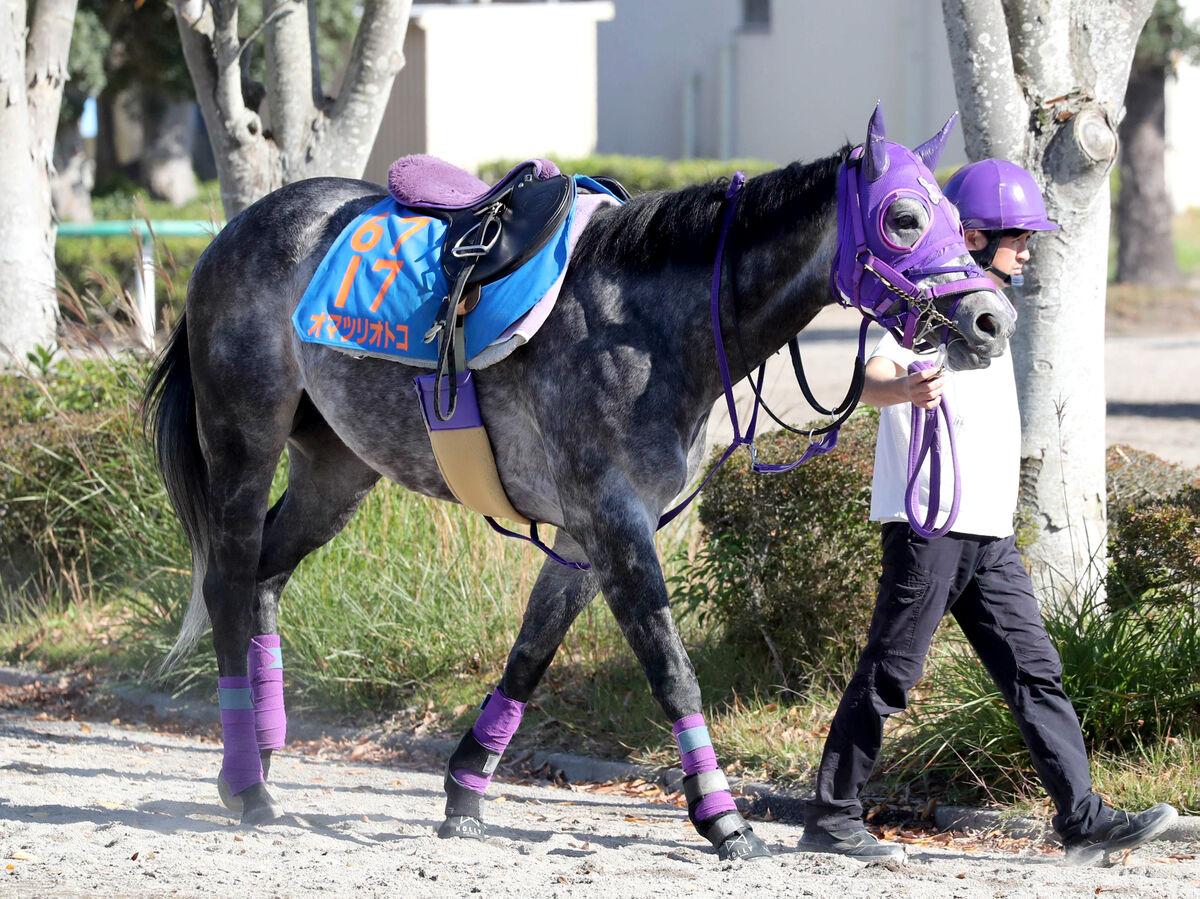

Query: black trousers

[805,523,1114,842]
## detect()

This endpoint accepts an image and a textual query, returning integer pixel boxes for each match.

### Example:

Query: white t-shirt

[869,332,1020,537]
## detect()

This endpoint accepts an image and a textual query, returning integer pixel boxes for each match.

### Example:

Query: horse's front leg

[439,533,599,839]
[584,508,770,862]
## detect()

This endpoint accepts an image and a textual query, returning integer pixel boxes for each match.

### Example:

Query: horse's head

[831,105,1015,371]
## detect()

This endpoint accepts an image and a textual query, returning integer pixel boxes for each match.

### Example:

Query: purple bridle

[830,148,1001,355]
[679,109,1001,539]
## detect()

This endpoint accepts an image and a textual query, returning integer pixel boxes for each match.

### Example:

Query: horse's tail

[142,315,212,673]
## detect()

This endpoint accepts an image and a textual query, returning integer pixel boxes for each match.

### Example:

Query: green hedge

[478,154,780,194]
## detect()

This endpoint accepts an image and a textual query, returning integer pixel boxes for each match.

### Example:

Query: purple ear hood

[831,107,1002,348]
[914,113,958,172]
[863,103,889,182]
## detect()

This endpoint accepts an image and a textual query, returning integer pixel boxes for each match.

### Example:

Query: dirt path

[3,708,1199,898]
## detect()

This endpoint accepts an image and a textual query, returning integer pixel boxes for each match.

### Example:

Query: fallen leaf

[79,724,91,732]
[130,852,139,861]
[492,796,507,804]
[624,815,649,823]
[9,852,40,861]
[28,812,50,819]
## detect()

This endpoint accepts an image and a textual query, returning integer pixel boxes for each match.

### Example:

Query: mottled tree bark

[941,0,1156,603]
[1116,64,1181,285]
[0,0,79,364]
[174,0,412,219]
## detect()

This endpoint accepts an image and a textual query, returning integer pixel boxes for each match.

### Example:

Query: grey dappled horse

[144,108,1014,860]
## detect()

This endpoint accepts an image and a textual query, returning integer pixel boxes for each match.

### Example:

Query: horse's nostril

[976,313,999,339]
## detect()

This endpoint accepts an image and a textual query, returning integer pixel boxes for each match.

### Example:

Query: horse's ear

[914,112,958,171]
[863,103,889,182]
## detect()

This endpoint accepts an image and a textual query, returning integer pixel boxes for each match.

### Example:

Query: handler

[798,158,1178,864]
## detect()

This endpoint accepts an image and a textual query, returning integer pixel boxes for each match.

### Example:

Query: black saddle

[412,163,574,421]
[439,164,574,290]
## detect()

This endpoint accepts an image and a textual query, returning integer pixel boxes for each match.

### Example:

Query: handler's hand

[906,368,943,410]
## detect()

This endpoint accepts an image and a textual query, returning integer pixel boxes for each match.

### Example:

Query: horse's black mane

[578,146,851,272]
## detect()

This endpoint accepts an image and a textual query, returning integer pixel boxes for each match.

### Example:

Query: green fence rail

[57,219,224,345]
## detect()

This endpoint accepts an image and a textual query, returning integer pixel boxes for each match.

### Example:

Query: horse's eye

[896,214,919,230]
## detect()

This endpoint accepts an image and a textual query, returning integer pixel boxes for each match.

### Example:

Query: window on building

[742,0,770,31]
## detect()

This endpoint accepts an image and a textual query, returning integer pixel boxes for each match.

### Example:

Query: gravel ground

[2,709,1198,899]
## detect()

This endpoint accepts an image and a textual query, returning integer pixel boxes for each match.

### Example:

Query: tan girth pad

[426,425,530,525]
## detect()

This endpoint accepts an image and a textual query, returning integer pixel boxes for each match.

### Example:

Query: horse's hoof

[717,827,771,861]
[438,815,486,840]
[217,774,243,813]
[238,782,283,827]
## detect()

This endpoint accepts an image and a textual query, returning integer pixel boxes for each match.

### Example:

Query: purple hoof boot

[438,815,485,840]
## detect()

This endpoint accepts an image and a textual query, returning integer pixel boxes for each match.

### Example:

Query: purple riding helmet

[831,107,1003,352]
[942,159,1058,232]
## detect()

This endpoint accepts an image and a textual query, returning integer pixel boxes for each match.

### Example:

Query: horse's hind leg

[219,410,381,821]
[208,410,379,825]
[440,534,599,840]
[197,405,290,825]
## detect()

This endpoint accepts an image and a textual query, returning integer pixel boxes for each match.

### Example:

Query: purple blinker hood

[831,105,1005,350]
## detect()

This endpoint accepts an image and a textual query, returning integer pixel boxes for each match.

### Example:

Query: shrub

[1106,444,1199,512]
[0,356,185,606]
[477,154,780,194]
[1107,486,1200,607]
[671,409,881,688]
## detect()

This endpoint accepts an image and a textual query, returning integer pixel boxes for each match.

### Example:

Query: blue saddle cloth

[293,175,615,366]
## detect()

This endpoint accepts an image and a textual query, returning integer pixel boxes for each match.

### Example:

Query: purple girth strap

[904,360,961,537]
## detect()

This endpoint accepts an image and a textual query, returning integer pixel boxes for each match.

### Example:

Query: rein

[905,358,961,538]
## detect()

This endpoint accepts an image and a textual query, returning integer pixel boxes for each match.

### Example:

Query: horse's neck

[687,165,841,407]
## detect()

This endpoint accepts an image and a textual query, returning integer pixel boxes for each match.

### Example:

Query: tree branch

[264,0,314,171]
[942,0,1027,160]
[324,0,413,175]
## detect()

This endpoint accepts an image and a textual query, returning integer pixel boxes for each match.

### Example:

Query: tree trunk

[942,0,1155,604]
[1116,65,1181,285]
[175,0,412,220]
[141,97,200,207]
[51,121,95,222]
[0,0,78,365]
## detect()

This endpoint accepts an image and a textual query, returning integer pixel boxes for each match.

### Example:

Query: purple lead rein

[904,359,960,537]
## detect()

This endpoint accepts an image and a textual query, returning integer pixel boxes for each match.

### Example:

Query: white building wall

[596,0,741,158]
[597,0,965,168]
[366,2,613,180]
[733,0,962,166]
[1165,0,1200,211]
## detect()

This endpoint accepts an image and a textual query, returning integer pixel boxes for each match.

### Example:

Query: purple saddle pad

[387,154,561,211]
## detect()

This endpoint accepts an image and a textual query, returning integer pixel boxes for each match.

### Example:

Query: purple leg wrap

[472,687,526,751]
[248,634,286,751]
[673,714,737,819]
[218,675,264,794]
[452,687,526,794]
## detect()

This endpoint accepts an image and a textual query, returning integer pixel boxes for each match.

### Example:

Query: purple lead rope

[904,359,960,537]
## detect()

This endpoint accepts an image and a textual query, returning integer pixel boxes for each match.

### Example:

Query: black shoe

[798,825,906,862]
[1064,803,1178,866]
